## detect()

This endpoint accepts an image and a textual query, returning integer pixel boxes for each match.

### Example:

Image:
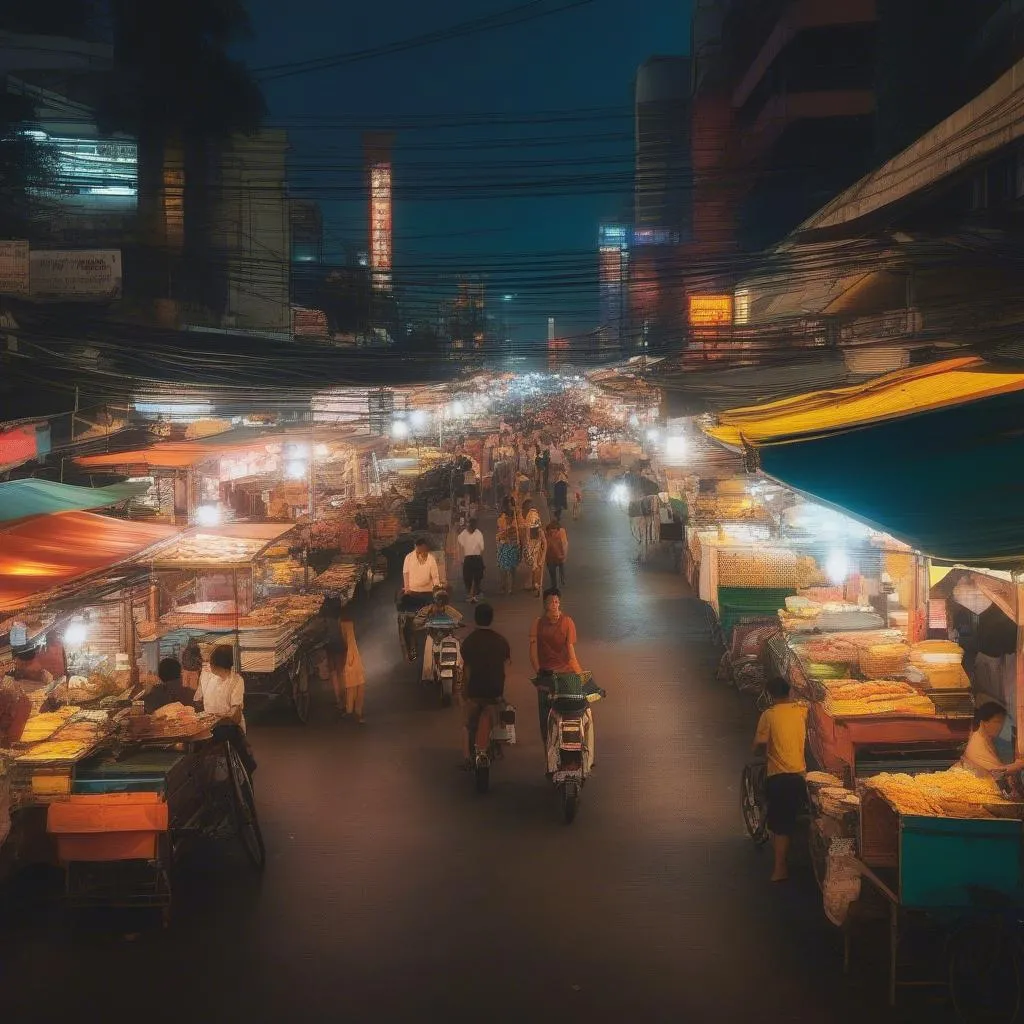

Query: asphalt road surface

[0,474,955,1023]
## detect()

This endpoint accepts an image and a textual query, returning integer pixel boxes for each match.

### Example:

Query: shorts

[765,773,806,836]
[463,554,484,589]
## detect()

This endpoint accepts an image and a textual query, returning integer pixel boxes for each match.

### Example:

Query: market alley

[0,477,932,1024]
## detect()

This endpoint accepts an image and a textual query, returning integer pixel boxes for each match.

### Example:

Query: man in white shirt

[196,643,257,775]
[400,537,442,661]
[457,517,486,603]
[196,644,247,731]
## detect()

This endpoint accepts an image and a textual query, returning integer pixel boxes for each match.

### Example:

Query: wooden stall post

[232,568,242,671]
[308,426,316,521]
[1016,574,1024,761]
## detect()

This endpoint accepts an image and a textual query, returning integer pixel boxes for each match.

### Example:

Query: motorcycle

[533,673,607,824]
[469,701,517,794]
[422,612,464,707]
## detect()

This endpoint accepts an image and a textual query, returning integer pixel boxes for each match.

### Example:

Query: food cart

[137,523,327,723]
[853,773,1024,1012]
[44,711,264,926]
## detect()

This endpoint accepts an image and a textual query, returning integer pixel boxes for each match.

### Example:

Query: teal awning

[754,388,1024,569]
[0,479,149,524]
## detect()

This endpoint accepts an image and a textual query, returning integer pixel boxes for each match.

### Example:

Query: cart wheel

[741,762,770,846]
[561,781,580,824]
[291,656,311,725]
[227,745,266,870]
[949,918,1022,1024]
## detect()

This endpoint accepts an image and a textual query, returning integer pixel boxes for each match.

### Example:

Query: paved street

[0,475,947,1023]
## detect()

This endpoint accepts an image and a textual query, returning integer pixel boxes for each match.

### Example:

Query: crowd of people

[397,402,598,772]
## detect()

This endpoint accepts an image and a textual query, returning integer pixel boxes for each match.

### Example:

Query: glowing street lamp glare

[195,505,221,527]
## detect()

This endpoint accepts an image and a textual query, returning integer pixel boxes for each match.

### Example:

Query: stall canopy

[706,357,1024,449]
[719,379,1024,568]
[145,522,297,569]
[75,428,328,471]
[0,511,176,612]
[0,479,149,524]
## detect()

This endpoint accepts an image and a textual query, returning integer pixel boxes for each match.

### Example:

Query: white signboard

[30,249,122,302]
[0,240,30,297]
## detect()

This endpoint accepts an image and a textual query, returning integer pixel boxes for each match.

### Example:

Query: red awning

[0,511,176,612]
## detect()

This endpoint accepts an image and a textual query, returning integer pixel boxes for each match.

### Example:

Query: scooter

[534,674,607,824]
[423,613,464,707]
[469,701,517,794]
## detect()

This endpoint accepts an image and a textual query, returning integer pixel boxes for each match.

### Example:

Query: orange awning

[75,431,309,471]
[0,511,176,612]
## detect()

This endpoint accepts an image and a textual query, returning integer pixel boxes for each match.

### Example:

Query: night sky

[239,0,690,343]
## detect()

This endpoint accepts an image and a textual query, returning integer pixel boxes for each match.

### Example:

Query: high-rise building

[364,132,394,293]
[598,224,629,352]
[289,200,323,263]
[634,57,693,243]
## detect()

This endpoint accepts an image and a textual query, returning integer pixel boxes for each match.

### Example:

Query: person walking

[495,497,521,596]
[551,467,569,518]
[521,500,547,596]
[544,516,568,590]
[336,614,366,723]
[457,517,486,603]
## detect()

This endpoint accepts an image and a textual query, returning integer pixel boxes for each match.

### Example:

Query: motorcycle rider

[458,602,512,770]
[529,588,595,775]
[413,587,464,683]
[400,537,442,661]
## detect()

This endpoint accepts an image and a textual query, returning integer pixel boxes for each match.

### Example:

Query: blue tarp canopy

[753,388,1024,569]
[0,479,149,525]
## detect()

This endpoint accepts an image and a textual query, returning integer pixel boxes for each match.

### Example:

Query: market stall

[136,523,326,723]
[76,426,377,526]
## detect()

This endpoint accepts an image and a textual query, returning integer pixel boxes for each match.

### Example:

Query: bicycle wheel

[741,762,769,846]
[227,745,266,870]
[949,918,1022,1024]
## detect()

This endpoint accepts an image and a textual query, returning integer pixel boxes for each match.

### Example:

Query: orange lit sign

[688,294,733,327]
[370,163,392,291]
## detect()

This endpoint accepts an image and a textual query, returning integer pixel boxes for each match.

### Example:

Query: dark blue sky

[240,0,690,341]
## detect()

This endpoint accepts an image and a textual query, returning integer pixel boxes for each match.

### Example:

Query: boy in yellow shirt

[752,676,808,882]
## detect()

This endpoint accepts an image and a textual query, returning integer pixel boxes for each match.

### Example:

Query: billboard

[0,240,29,297]
[369,163,392,292]
[688,294,733,328]
[30,250,122,302]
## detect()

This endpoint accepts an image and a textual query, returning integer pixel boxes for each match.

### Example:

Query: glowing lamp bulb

[64,620,88,646]
[195,504,221,527]
[392,420,410,439]
[286,460,308,480]
[665,436,687,462]
[826,551,850,585]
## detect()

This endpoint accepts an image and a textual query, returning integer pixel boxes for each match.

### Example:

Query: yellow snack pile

[19,708,79,744]
[866,769,1007,818]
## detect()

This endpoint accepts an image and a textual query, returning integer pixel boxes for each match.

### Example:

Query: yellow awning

[706,357,1024,448]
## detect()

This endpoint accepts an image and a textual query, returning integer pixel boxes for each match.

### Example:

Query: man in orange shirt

[529,588,582,743]
[753,677,809,882]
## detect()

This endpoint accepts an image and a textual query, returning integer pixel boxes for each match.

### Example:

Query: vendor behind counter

[10,632,66,684]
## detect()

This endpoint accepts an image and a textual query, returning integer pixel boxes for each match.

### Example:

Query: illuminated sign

[734,288,751,325]
[370,163,392,291]
[688,294,733,328]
